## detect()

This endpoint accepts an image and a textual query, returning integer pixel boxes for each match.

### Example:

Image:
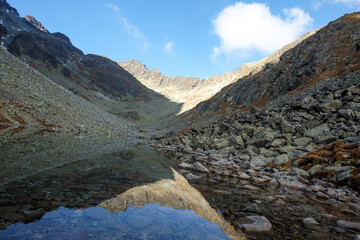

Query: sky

[8,0,360,79]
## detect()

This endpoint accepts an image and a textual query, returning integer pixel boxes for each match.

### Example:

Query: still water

[0,204,232,240]
[0,134,238,239]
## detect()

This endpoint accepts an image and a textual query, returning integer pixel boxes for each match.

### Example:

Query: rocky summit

[1,0,360,239]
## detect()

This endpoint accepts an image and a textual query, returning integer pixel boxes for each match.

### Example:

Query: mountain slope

[0,45,137,145]
[0,0,181,130]
[120,29,318,113]
[178,13,360,124]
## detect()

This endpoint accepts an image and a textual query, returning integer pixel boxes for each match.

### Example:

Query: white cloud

[163,41,174,53]
[106,4,120,12]
[212,2,313,58]
[106,3,150,49]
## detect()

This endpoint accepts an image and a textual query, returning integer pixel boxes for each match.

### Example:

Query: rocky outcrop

[22,15,49,33]
[99,169,246,240]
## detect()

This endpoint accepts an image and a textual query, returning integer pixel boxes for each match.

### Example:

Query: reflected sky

[0,204,233,240]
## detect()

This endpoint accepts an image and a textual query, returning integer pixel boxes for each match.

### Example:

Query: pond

[0,134,241,239]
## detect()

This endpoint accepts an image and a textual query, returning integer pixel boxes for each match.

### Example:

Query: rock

[214,139,230,149]
[278,177,307,191]
[178,162,195,171]
[243,185,260,191]
[355,111,360,120]
[293,137,312,147]
[259,148,276,157]
[185,173,200,181]
[243,203,260,213]
[253,177,269,184]
[269,178,280,189]
[273,154,289,165]
[304,124,330,138]
[302,217,319,225]
[320,100,342,111]
[213,190,232,195]
[278,145,296,154]
[249,128,275,147]
[280,120,295,133]
[316,192,329,199]
[306,185,325,192]
[193,162,210,173]
[338,170,352,182]
[307,165,323,175]
[354,235,360,240]
[338,109,355,120]
[238,172,251,180]
[250,156,273,167]
[230,135,245,148]
[289,167,310,177]
[239,216,272,233]
[336,220,360,231]
[269,138,286,148]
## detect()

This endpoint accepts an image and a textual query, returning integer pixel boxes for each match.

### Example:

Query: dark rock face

[22,15,49,33]
[8,32,83,68]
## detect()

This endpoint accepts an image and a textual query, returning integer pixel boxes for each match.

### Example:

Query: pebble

[238,172,251,180]
[316,192,329,199]
[302,217,319,225]
[243,185,260,191]
[336,220,360,231]
[185,173,200,181]
[239,215,272,233]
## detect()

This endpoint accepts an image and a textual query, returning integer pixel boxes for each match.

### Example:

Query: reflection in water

[0,204,233,240]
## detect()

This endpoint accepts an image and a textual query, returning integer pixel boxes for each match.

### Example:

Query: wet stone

[239,215,272,233]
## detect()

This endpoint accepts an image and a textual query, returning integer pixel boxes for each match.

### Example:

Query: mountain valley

[0,0,360,239]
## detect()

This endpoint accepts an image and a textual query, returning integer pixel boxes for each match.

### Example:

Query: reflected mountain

[99,169,246,240]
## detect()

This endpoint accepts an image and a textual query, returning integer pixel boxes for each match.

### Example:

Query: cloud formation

[212,2,313,58]
[163,41,174,53]
[106,4,150,49]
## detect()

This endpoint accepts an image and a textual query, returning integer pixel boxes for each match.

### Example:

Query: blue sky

[8,0,360,78]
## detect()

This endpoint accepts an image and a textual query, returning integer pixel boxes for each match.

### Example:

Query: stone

[243,185,260,191]
[354,235,360,240]
[250,156,273,167]
[269,178,280,189]
[253,177,269,184]
[280,120,295,133]
[306,185,325,192]
[238,172,251,180]
[338,109,355,120]
[230,135,245,148]
[249,128,275,147]
[302,217,319,225]
[278,177,307,191]
[273,154,289,165]
[278,145,296,154]
[193,162,210,173]
[214,140,230,149]
[178,162,195,171]
[320,100,342,111]
[304,124,330,138]
[307,165,323,175]
[316,192,330,199]
[289,167,310,177]
[185,173,200,181]
[355,111,360,120]
[269,138,286,148]
[239,216,272,233]
[259,148,276,157]
[336,220,360,231]
[337,170,351,182]
[293,137,312,147]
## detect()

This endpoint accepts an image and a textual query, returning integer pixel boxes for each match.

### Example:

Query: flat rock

[336,220,360,231]
[185,173,201,181]
[193,161,210,173]
[239,215,272,232]
[302,217,319,225]
[243,185,260,191]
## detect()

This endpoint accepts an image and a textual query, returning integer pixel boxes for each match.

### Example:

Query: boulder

[338,109,355,120]
[304,124,330,138]
[239,216,272,233]
[249,128,276,148]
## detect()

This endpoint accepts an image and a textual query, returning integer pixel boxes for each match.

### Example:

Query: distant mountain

[120,29,318,113]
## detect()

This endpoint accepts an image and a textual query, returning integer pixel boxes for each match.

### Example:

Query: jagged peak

[23,15,49,33]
